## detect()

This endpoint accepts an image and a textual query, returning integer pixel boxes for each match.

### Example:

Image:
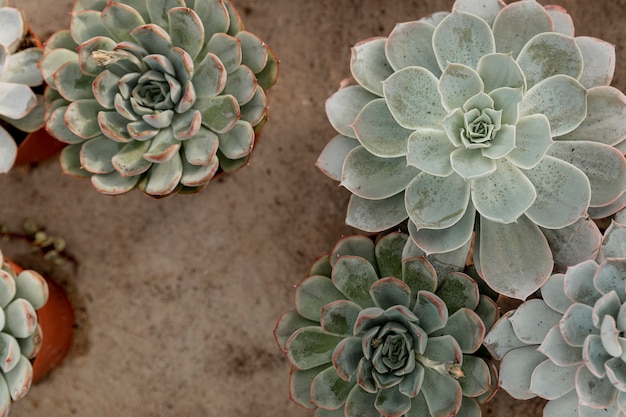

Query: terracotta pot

[4,259,73,384]
[14,128,66,166]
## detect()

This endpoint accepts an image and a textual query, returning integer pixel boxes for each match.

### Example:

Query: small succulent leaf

[538,325,582,366]
[332,256,378,308]
[309,255,332,279]
[199,94,240,134]
[558,86,626,146]
[606,357,626,393]
[145,0,185,28]
[420,366,462,417]
[60,144,91,178]
[458,355,491,397]
[344,385,380,417]
[182,128,219,165]
[77,36,117,77]
[374,385,411,417]
[316,135,359,182]
[402,257,438,298]
[207,32,241,74]
[489,87,523,125]
[520,75,587,137]
[350,37,393,96]
[274,310,317,352]
[143,130,181,163]
[326,85,377,138]
[43,29,76,53]
[295,276,345,322]
[40,48,78,87]
[0,271,13,310]
[217,120,254,160]
[384,21,439,75]
[356,357,378,393]
[330,236,376,269]
[223,0,242,35]
[543,219,602,272]
[409,203,475,255]
[432,11,495,70]
[346,193,408,233]
[564,260,602,305]
[0,333,19,373]
[438,64,484,112]
[560,303,598,347]
[544,5,574,36]
[286,327,344,370]
[142,153,183,196]
[91,171,139,194]
[484,311,531,360]
[406,128,455,177]
[4,355,32,401]
[452,0,504,25]
[111,140,152,177]
[320,300,361,337]
[529,359,577,400]
[510,299,562,345]
[235,31,268,74]
[0,7,24,51]
[478,215,553,300]
[499,346,546,400]
[506,114,552,170]
[223,65,257,105]
[0,126,16,173]
[576,365,618,408]
[179,154,219,186]
[383,66,446,130]
[492,0,553,58]
[476,52,525,93]
[71,10,109,44]
[369,277,411,310]
[255,45,279,90]
[403,391,429,417]
[516,32,583,89]
[130,24,172,58]
[65,99,104,139]
[454,397,481,417]
[5,299,37,338]
[450,148,497,180]
[1,94,44,133]
[0,82,36,120]
[542,389,580,417]
[311,366,355,410]
[602,221,626,261]
[332,336,363,381]
[3,48,43,86]
[17,323,43,360]
[352,98,412,158]
[405,172,470,229]
[100,2,145,43]
[413,290,448,334]
[474,295,498,333]
[577,37,616,88]
[436,272,479,314]
[92,70,121,109]
[289,365,325,409]
[600,315,621,357]
[594,291,622,329]
[80,136,123,174]
[424,335,462,366]
[475,361,499,404]
[167,7,204,60]
[472,159,536,223]
[193,53,227,99]
[342,146,419,200]
[436,308,485,353]
[595,260,626,304]
[375,232,407,280]
[192,0,229,40]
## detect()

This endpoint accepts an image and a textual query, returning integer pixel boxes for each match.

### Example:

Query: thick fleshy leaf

[100,2,145,43]
[369,277,411,310]
[330,236,376,269]
[344,386,380,417]
[477,53,525,93]
[384,21,439,75]
[142,153,183,196]
[5,355,32,401]
[200,95,240,134]
[565,261,602,306]
[405,172,470,229]
[193,53,227,99]
[182,128,218,165]
[91,170,139,194]
[407,128,455,176]
[316,135,359,182]
[40,48,78,87]
[560,303,597,347]
[383,66,446,130]
[606,357,626,393]
[111,140,152,177]
[471,160,536,223]
[342,146,419,200]
[332,336,363,381]
[450,148,496,180]
[436,272,479,314]
[432,11,495,70]
[413,290,448,334]
[402,256,438,297]
[3,48,43,86]
[520,75,587,137]
[255,46,279,90]
[274,310,318,352]
[295,276,345,322]
[60,144,91,178]
[179,154,218,186]
[92,70,120,110]
[374,385,411,417]
[500,346,546,400]
[352,98,412,158]
[311,366,355,410]
[223,66,257,105]
[374,233,408,280]
[492,0,553,58]
[438,64,484,112]
[167,7,204,60]
[595,260,626,306]
[543,218,602,271]
[478,216,553,300]
[0,82,36,120]
[0,125,16,173]
[144,130,181,163]
[80,136,123,174]
[71,10,109,44]
[326,86,377,138]
[452,0,504,25]
[346,193,408,233]
[583,335,612,378]
[489,87,522,126]
[192,0,229,40]
[435,308,485,353]
[217,120,253,159]
[286,327,344,370]
[545,5,574,36]
[289,365,324,409]
[538,325,582,366]
[509,299,562,344]
[409,203,475,255]
[474,295,498,333]
[332,256,378,308]
[458,355,491,397]
[420,367,462,417]
[236,31,268,74]
[506,114,552,170]
[576,366,618,408]
[483,311,528,360]
[130,24,172,58]
[320,300,361,337]
[350,37,392,96]
[146,0,185,29]
[530,359,577,400]
[577,36,616,88]
[207,32,241,74]
[516,33,583,89]
[65,99,104,139]
[76,36,118,77]
[540,274,573,315]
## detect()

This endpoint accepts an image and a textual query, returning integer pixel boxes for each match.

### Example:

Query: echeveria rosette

[274,232,499,417]
[40,0,278,196]
[0,2,45,173]
[316,0,626,300]
[484,210,626,417]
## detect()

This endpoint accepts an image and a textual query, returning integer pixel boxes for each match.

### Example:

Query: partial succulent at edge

[0,250,48,416]
[274,232,499,417]
[484,209,626,417]
[316,0,626,300]
[0,1,45,173]
[40,0,278,196]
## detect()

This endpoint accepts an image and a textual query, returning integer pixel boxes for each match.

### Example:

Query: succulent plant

[0,0,45,173]
[274,232,499,417]
[483,209,626,416]
[39,0,278,196]
[0,250,48,415]
[316,0,626,300]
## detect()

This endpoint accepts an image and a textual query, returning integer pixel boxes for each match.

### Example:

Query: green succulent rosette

[40,0,278,196]
[317,0,626,300]
[274,232,499,417]
[484,209,626,417]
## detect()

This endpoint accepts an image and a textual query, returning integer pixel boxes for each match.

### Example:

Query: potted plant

[0,0,63,172]
[38,0,279,196]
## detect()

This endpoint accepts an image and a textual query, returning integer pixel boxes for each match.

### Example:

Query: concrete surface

[0,0,624,416]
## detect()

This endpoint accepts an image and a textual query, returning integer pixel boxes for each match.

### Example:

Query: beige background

[0,0,624,416]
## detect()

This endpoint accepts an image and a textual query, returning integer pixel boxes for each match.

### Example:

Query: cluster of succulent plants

[39,0,278,196]
[274,232,499,417]
[316,0,626,300]
[0,250,48,414]
[0,0,45,173]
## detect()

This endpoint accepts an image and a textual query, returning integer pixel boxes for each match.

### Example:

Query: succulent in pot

[483,208,626,417]
[316,0,626,300]
[39,0,279,196]
[274,232,499,417]
[0,0,56,172]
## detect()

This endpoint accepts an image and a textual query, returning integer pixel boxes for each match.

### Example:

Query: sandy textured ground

[0,0,625,416]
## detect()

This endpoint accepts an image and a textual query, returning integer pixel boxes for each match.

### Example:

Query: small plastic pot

[5,259,73,383]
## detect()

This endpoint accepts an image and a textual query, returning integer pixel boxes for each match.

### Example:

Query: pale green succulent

[0,250,49,415]
[40,0,278,196]
[274,232,499,417]
[317,0,626,300]
[0,1,45,173]
[484,209,626,417]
